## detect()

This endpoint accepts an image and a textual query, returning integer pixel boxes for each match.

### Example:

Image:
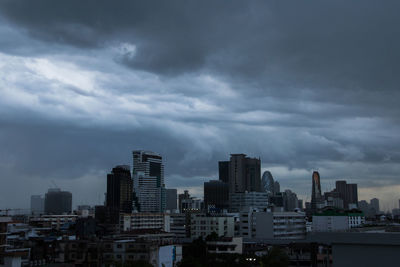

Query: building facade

[204,180,229,212]
[44,189,72,215]
[190,214,234,239]
[106,165,133,215]
[230,191,269,212]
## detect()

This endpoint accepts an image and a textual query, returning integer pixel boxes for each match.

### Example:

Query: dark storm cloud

[1,0,400,208]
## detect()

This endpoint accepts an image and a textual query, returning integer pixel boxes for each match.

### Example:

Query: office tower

[230,191,269,212]
[298,199,303,210]
[262,171,275,195]
[30,195,44,215]
[132,150,166,212]
[106,165,133,214]
[218,161,229,183]
[370,198,380,214]
[204,180,229,212]
[178,190,203,212]
[335,180,358,209]
[274,181,280,194]
[220,154,261,195]
[399,199,400,209]
[324,191,344,209]
[44,188,72,215]
[311,171,322,214]
[166,188,177,211]
[283,189,299,212]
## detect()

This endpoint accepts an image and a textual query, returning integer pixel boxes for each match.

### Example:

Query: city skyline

[1,1,400,211]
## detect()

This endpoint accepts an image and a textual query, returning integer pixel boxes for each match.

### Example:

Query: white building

[190,214,234,239]
[312,210,365,232]
[239,209,306,239]
[121,213,170,232]
[169,213,186,238]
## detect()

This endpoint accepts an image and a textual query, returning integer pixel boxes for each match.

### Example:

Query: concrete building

[239,209,306,239]
[312,209,365,232]
[230,191,269,212]
[30,195,44,215]
[133,150,166,212]
[178,190,203,212]
[29,214,78,230]
[44,188,72,215]
[190,214,234,239]
[204,180,229,212]
[121,213,170,232]
[169,213,186,238]
[335,181,358,209]
[206,237,243,254]
[165,189,177,211]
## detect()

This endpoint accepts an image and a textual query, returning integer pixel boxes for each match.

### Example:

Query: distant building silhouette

[218,161,229,183]
[311,171,323,214]
[370,198,380,214]
[106,165,133,214]
[44,188,72,215]
[31,195,44,215]
[261,171,275,195]
[335,181,358,209]
[204,180,229,212]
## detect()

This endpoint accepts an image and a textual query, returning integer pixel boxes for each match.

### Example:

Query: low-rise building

[206,237,243,254]
[239,209,306,239]
[120,213,170,232]
[190,214,234,239]
[312,209,365,232]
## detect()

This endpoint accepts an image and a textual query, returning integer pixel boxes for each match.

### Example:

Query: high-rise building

[370,198,380,214]
[311,171,323,214]
[262,171,275,195]
[230,191,269,212]
[166,189,177,211]
[132,150,166,212]
[274,181,281,194]
[335,181,358,209]
[178,190,203,212]
[219,154,261,195]
[44,188,72,215]
[283,189,299,212]
[30,195,44,215]
[204,180,229,212]
[106,165,133,214]
[218,161,229,183]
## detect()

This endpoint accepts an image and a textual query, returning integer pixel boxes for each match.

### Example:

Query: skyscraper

[283,189,299,211]
[218,161,229,183]
[44,188,72,215]
[220,154,261,194]
[106,165,133,214]
[335,181,358,209]
[204,180,229,212]
[132,150,166,212]
[166,188,177,211]
[261,171,275,195]
[311,171,322,213]
[370,198,380,214]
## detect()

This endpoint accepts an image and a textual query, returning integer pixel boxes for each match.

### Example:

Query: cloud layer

[0,1,399,210]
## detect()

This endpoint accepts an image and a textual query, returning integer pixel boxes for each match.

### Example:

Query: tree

[260,246,289,267]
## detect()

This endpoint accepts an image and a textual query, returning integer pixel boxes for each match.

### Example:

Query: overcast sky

[1,0,400,211]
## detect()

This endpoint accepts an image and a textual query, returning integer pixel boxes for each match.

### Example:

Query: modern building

[311,171,323,214]
[218,161,229,183]
[238,209,306,239]
[230,191,269,212]
[219,154,261,195]
[283,190,299,212]
[335,181,358,209]
[190,214,234,239]
[133,151,166,212]
[312,209,365,232]
[370,198,380,214]
[30,195,44,215]
[106,165,133,214]
[165,189,177,211]
[204,180,229,212]
[261,171,275,195]
[44,188,72,215]
[274,181,280,194]
[120,213,170,232]
[323,191,344,209]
